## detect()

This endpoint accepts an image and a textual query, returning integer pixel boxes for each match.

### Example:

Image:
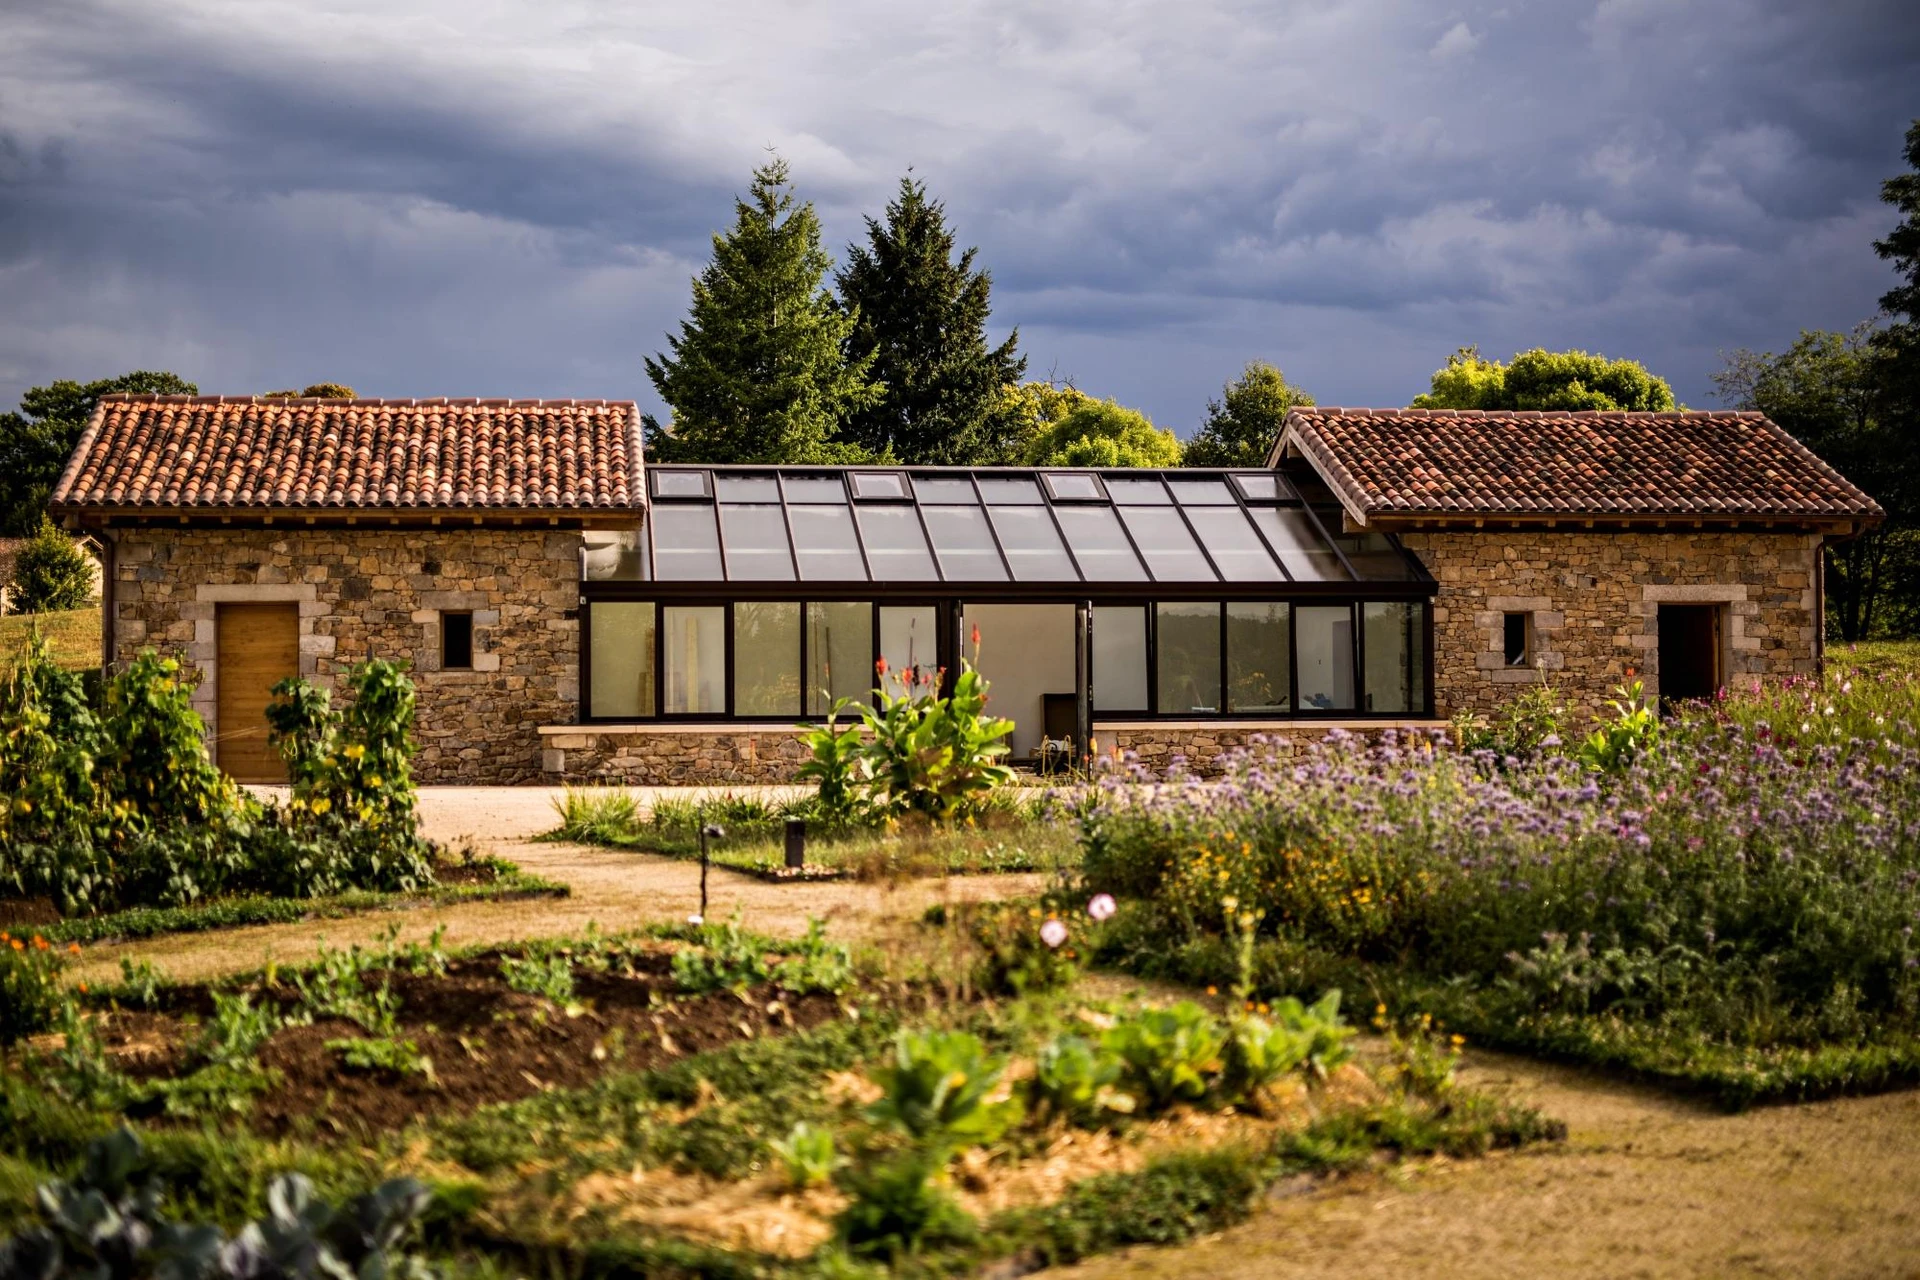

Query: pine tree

[646,160,879,463]
[835,177,1025,464]
[1184,361,1315,467]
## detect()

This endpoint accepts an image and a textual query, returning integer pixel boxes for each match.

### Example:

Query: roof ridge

[92,394,640,408]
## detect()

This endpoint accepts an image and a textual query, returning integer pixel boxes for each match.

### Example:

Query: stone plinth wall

[1399,528,1821,721]
[544,720,1447,783]
[108,526,580,784]
[541,725,815,784]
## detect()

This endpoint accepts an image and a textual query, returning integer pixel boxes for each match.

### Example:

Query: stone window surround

[1474,595,1566,685]
[409,591,503,675]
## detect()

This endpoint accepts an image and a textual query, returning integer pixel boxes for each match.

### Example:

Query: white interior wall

[962,603,1077,759]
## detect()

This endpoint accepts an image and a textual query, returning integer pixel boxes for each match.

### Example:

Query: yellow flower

[311,797,332,815]
[344,744,367,761]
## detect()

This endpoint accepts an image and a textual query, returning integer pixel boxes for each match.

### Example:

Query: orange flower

[67,943,81,956]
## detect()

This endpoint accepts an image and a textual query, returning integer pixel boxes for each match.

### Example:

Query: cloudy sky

[1,0,1915,435]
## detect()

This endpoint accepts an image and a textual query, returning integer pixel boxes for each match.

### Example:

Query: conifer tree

[836,177,1025,464]
[646,159,879,463]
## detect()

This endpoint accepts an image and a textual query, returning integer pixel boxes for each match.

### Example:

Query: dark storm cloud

[0,0,1914,429]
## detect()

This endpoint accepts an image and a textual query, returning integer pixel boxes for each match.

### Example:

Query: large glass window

[1185,507,1283,581]
[1119,507,1216,581]
[718,504,795,580]
[855,506,938,580]
[1296,605,1355,711]
[987,506,1079,581]
[922,506,1007,581]
[1226,603,1290,713]
[662,605,725,715]
[1155,602,1221,714]
[582,530,644,581]
[789,504,866,580]
[807,602,873,714]
[1092,605,1148,711]
[1363,601,1426,714]
[880,605,939,687]
[734,601,801,716]
[589,601,655,718]
[651,506,723,581]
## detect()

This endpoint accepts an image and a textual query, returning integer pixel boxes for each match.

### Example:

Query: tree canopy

[1411,347,1676,412]
[0,371,198,536]
[835,177,1025,465]
[262,384,357,399]
[1714,325,1916,639]
[1183,360,1314,467]
[6,518,95,614]
[1023,398,1182,468]
[645,159,879,464]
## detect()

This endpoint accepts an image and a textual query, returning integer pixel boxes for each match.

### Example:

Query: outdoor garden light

[698,824,724,922]
[784,817,807,870]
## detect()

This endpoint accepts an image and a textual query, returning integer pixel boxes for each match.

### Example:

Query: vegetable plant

[866,1028,1021,1149]
[1102,1003,1227,1112]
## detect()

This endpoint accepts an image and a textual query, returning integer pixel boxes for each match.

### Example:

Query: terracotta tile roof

[1276,408,1884,526]
[50,396,644,514]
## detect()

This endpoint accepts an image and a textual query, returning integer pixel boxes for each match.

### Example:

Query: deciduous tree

[1024,399,1182,468]
[1412,347,1675,412]
[836,177,1025,464]
[1183,361,1314,467]
[0,371,198,536]
[7,518,95,614]
[645,159,879,463]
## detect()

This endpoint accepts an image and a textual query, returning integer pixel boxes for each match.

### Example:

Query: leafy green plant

[500,952,576,1004]
[0,930,67,1044]
[968,904,1080,996]
[549,787,643,845]
[1577,680,1660,773]
[795,698,868,825]
[190,991,283,1071]
[769,1121,842,1189]
[1027,1035,1125,1127]
[327,1034,434,1080]
[1452,681,1566,760]
[291,938,400,1033]
[865,1029,1020,1149]
[398,924,450,978]
[670,913,773,993]
[857,647,1014,822]
[777,917,856,995]
[5,519,95,614]
[1102,1003,1227,1112]
[834,1148,976,1260]
[0,1127,435,1280]
[114,958,167,1010]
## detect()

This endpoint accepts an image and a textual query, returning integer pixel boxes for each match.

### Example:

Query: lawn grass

[0,606,101,673]
[14,857,565,946]
[1828,637,1920,681]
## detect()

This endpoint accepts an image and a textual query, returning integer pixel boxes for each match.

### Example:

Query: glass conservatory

[579,465,1435,760]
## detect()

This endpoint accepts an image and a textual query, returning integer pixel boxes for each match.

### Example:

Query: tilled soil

[92,951,848,1137]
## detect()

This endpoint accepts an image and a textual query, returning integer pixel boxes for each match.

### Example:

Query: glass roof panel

[782,475,846,503]
[717,504,795,580]
[911,476,977,503]
[1229,472,1284,503]
[788,504,867,580]
[715,474,779,502]
[651,504,723,580]
[1250,507,1350,581]
[921,505,1008,581]
[854,505,938,580]
[850,471,910,501]
[1166,478,1235,505]
[1116,506,1216,580]
[1334,532,1419,581]
[1184,506,1285,580]
[987,506,1080,581]
[652,470,711,500]
[975,477,1043,504]
[1104,476,1172,504]
[1043,472,1106,502]
[1052,506,1147,580]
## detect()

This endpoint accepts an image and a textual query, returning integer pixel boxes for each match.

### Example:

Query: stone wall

[108,525,580,784]
[541,725,815,784]
[1399,528,1821,720]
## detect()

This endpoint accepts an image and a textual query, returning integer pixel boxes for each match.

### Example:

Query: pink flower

[1040,919,1068,949]
[1087,894,1117,922]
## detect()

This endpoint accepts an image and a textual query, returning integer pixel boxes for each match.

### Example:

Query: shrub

[0,931,68,1044]
[6,520,94,614]
[969,904,1080,996]
[1102,1003,1226,1112]
[549,787,642,845]
[865,1029,1020,1149]
[857,649,1013,822]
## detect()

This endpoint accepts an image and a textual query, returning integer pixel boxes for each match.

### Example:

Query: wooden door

[1657,604,1722,708]
[216,602,298,782]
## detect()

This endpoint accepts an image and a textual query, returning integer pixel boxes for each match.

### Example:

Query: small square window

[442,612,474,670]
[849,470,910,501]
[714,474,779,501]
[1042,472,1108,502]
[1228,473,1286,504]
[651,470,713,500]
[1503,612,1531,667]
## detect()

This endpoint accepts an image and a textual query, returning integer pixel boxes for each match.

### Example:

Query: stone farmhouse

[48,395,1882,784]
